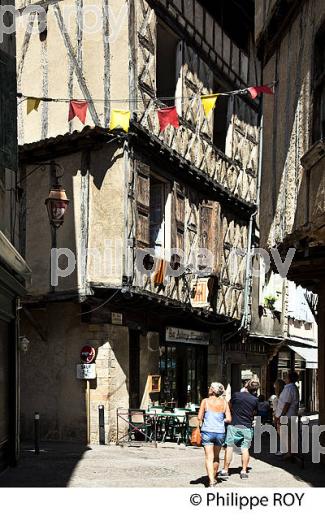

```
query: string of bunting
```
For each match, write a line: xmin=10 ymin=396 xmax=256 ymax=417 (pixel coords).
xmin=19 ymin=84 xmax=274 ymax=134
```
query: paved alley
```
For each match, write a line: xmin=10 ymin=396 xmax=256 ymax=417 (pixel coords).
xmin=1 ymin=442 xmax=324 ymax=488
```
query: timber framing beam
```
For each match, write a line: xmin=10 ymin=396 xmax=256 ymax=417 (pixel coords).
xmin=145 ymin=0 xmax=258 ymax=104
xmin=130 ymin=121 xmax=256 ymax=218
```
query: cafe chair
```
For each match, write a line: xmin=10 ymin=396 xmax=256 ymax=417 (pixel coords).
xmin=128 ymin=409 xmax=152 ymax=442
xmin=172 ymin=409 xmax=188 ymax=444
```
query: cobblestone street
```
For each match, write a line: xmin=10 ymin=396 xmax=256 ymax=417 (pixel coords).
xmin=1 ymin=442 xmax=325 ymax=488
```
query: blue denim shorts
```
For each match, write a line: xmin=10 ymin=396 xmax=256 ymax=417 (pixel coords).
xmin=201 ymin=431 xmax=225 ymax=447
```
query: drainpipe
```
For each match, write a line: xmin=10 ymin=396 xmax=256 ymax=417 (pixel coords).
xmin=241 ymin=107 xmax=264 ymax=333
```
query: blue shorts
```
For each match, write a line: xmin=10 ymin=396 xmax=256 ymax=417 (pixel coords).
xmin=201 ymin=431 xmax=225 ymax=447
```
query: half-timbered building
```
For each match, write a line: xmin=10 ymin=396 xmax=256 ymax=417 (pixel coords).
xmin=17 ymin=0 xmax=270 ymax=443
xmin=255 ymin=0 xmax=324 ymax=431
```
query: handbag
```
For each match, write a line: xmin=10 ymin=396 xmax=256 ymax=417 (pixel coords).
xmin=191 ymin=427 xmax=202 ymax=447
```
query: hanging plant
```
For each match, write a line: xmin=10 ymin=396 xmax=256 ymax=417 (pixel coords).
xmin=264 ymin=295 xmax=277 ymax=310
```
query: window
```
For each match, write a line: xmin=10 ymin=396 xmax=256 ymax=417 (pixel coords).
xmin=159 ymin=344 xmax=208 ymax=407
xmin=156 ymin=21 xmax=182 ymax=107
xmin=213 ymin=82 xmax=230 ymax=153
xmin=149 ymin=176 xmax=167 ymax=255
xmin=135 ymin=162 xmax=171 ymax=259
xmin=313 ymin=24 xmax=325 ymax=142
xmin=199 ymin=0 xmax=254 ymax=55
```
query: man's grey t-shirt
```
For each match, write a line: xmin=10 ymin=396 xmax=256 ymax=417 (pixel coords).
xmin=230 ymin=392 xmax=258 ymax=428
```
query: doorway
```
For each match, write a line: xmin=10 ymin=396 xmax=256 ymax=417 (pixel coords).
xmin=230 ymin=363 xmax=261 ymax=395
xmin=159 ymin=344 xmax=207 ymax=406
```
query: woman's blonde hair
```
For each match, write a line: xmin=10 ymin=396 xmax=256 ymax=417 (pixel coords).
xmin=210 ymin=382 xmax=225 ymax=397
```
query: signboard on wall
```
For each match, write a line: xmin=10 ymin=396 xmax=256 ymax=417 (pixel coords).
xmin=149 ymin=375 xmax=161 ymax=393
xmin=190 ymin=278 xmax=209 ymax=307
xmin=111 ymin=312 xmax=123 ymax=325
xmin=140 ymin=375 xmax=162 ymax=410
xmin=76 ymin=364 xmax=97 ymax=380
xmin=166 ymin=327 xmax=210 ymax=345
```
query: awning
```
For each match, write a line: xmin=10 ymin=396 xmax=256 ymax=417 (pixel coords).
xmin=289 ymin=344 xmax=318 ymax=369
xmin=0 ymin=231 xmax=32 ymax=281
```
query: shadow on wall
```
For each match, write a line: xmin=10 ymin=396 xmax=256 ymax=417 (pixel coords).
xmin=91 ymin=142 xmax=124 ymax=190
xmin=0 ymin=442 xmax=91 ymax=487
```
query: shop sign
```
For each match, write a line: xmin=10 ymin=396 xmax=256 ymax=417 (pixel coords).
xmin=165 ymin=327 xmax=210 ymax=345
xmin=190 ymin=278 xmax=209 ymax=307
xmin=76 ymin=364 xmax=97 ymax=380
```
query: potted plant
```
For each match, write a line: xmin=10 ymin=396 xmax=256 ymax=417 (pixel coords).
xmin=264 ymin=295 xmax=277 ymax=310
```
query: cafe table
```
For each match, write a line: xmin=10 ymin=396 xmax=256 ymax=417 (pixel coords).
xmin=145 ymin=411 xmax=190 ymax=444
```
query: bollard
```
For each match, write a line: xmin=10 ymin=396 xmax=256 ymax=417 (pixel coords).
xmin=34 ymin=412 xmax=40 ymax=455
xmin=99 ymin=405 xmax=105 ymax=445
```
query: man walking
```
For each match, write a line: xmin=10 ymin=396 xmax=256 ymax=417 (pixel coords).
xmin=219 ymin=379 xmax=260 ymax=480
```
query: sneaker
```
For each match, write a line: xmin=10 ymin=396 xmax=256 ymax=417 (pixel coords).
xmin=240 ymin=471 xmax=249 ymax=480
xmin=209 ymin=480 xmax=218 ymax=487
xmin=218 ymin=470 xmax=229 ymax=480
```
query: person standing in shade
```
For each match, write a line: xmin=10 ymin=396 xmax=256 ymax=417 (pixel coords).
xmin=198 ymin=382 xmax=232 ymax=487
xmin=219 ymin=379 xmax=260 ymax=480
xmin=274 ymin=371 xmax=300 ymax=460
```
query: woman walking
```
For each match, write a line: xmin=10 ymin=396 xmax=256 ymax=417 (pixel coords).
xmin=198 ymin=382 xmax=231 ymax=487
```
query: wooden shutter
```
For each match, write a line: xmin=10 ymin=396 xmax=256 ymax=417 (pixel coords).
xmin=0 ymin=49 xmax=17 ymax=171
xmin=135 ymin=161 xmax=150 ymax=248
xmin=199 ymin=200 xmax=221 ymax=274
xmin=171 ymin=181 xmax=185 ymax=251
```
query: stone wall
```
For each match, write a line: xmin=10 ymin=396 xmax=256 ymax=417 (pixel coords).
xmin=20 ymin=303 xmax=130 ymax=444
xmin=258 ymin=0 xmax=325 ymax=248
xmin=86 ymin=324 xmax=129 ymax=444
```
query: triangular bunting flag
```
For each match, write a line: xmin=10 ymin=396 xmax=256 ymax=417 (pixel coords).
xmin=27 ymin=97 xmax=41 ymax=115
xmin=248 ymin=86 xmax=274 ymax=100
xmin=201 ymin=94 xmax=218 ymax=117
xmin=68 ymin=100 xmax=88 ymax=124
xmin=157 ymin=106 xmax=180 ymax=132
xmin=109 ymin=110 xmax=131 ymax=132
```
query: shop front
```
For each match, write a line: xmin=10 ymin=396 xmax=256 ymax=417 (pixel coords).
xmin=0 ymin=232 xmax=30 ymax=469
xmin=0 ymin=264 xmax=25 ymax=469
xmin=159 ymin=327 xmax=209 ymax=407
xmin=224 ymin=341 xmax=270 ymax=396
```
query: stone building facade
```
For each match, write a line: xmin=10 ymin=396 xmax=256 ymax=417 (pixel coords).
xmin=17 ymin=0 xmax=274 ymax=444
xmin=255 ymin=0 xmax=324 ymax=424
xmin=0 ymin=0 xmax=31 ymax=469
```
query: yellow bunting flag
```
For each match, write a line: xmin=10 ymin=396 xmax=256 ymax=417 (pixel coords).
xmin=109 ymin=109 xmax=131 ymax=133
xmin=201 ymin=94 xmax=219 ymax=117
xmin=27 ymin=97 xmax=41 ymax=115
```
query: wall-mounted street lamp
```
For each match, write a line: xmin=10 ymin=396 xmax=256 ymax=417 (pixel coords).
xmin=45 ymin=184 xmax=69 ymax=229
xmin=45 ymin=170 xmax=69 ymax=292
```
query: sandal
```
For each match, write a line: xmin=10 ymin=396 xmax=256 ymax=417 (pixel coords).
xmin=218 ymin=470 xmax=229 ymax=480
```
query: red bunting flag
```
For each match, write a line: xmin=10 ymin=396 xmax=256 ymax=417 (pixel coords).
xmin=68 ymin=100 xmax=88 ymax=124
xmin=157 ymin=106 xmax=180 ymax=132
xmin=248 ymin=86 xmax=274 ymax=100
